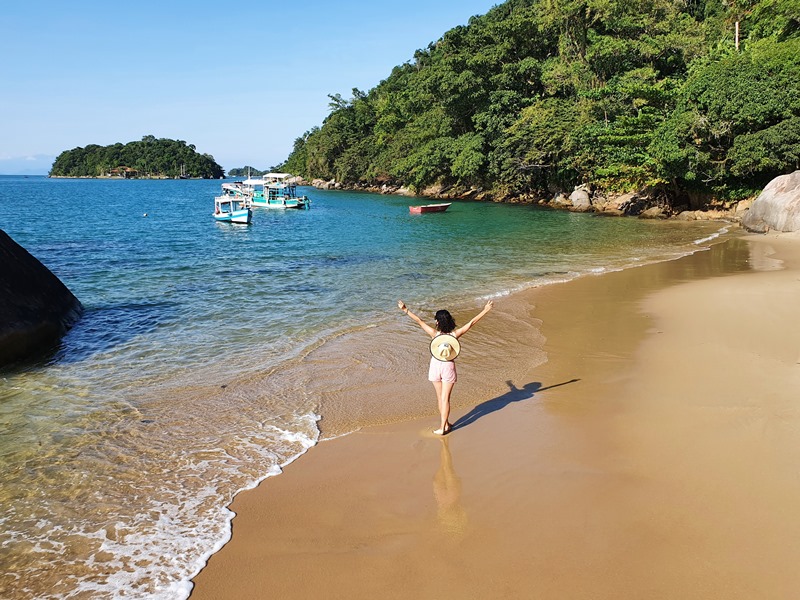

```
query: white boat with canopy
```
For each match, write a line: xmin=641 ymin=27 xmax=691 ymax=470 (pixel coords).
xmin=213 ymin=195 xmax=252 ymax=224
xmin=221 ymin=174 xmax=310 ymax=209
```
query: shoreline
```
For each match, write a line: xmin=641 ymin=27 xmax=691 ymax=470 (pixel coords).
xmin=305 ymin=180 xmax=749 ymax=223
xmin=45 ymin=175 xmax=211 ymax=180
xmin=190 ymin=230 xmax=800 ymax=598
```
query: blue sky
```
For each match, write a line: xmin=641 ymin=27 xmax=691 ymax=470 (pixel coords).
xmin=0 ymin=0 xmax=496 ymax=174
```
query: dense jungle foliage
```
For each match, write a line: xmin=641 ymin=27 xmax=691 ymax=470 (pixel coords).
xmin=50 ymin=136 xmax=224 ymax=179
xmin=281 ymin=0 xmax=799 ymax=203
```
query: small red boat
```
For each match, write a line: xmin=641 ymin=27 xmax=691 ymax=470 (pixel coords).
xmin=409 ymin=202 xmax=452 ymax=214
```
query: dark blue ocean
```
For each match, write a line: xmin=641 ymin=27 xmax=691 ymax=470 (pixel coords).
xmin=0 ymin=176 xmax=727 ymax=598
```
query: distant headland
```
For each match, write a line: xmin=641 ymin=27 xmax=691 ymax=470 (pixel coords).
xmin=227 ymin=166 xmax=269 ymax=177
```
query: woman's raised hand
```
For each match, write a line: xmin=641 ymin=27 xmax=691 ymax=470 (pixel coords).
xmin=397 ymin=300 xmax=407 ymax=312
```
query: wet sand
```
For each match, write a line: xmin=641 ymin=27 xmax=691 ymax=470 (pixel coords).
xmin=190 ymin=231 xmax=800 ymax=599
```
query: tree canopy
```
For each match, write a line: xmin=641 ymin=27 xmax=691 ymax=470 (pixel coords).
xmin=50 ymin=136 xmax=224 ymax=179
xmin=279 ymin=0 xmax=800 ymax=202
xmin=227 ymin=166 xmax=268 ymax=177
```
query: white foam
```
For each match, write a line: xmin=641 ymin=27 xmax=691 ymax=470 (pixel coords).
xmin=1 ymin=411 xmax=321 ymax=600
xmin=694 ymin=226 xmax=729 ymax=245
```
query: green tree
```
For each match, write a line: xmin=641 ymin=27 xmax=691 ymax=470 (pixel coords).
xmin=651 ymin=37 xmax=800 ymax=197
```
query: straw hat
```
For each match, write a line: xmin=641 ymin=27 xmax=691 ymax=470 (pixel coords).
xmin=430 ymin=334 xmax=460 ymax=362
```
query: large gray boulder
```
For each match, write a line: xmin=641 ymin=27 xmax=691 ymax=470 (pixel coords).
xmin=0 ymin=230 xmax=83 ymax=365
xmin=311 ymin=179 xmax=336 ymax=190
xmin=569 ymin=185 xmax=592 ymax=209
xmin=742 ymin=171 xmax=800 ymax=233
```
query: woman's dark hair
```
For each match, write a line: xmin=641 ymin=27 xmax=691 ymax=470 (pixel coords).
xmin=434 ymin=309 xmax=456 ymax=333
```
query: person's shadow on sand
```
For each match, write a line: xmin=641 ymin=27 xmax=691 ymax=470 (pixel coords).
xmin=451 ymin=378 xmax=580 ymax=432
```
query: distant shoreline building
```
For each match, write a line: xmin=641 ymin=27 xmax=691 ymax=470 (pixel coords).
xmin=105 ymin=166 xmax=138 ymax=178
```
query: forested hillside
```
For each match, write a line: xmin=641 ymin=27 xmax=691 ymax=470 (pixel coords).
xmin=227 ymin=167 xmax=268 ymax=177
xmin=282 ymin=0 xmax=799 ymax=205
xmin=50 ymin=136 xmax=224 ymax=179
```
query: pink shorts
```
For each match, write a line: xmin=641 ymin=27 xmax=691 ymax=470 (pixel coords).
xmin=428 ymin=357 xmax=457 ymax=383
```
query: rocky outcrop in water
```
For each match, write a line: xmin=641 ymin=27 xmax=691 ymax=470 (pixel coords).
xmin=742 ymin=171 xmax=800 ymax=233
xmin=0 ymin=230 xmax=83 ymax=365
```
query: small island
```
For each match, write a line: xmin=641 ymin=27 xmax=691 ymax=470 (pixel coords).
xmin=49 ymin=135 xmax=225 ymax=179
xmin=227 ymin=166 xmax=270 ymax=177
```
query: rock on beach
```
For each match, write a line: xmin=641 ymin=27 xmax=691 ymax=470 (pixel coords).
xmin=742 ymin=170 xmax=800 ymax=233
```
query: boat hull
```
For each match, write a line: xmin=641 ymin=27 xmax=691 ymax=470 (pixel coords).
xmin=213 ymin=209 xmax=252 ymax=224
xmin=409 ymin=202 xmax=452 ymax=214
xmin=250 ymin=197 xmax=307 ymax=209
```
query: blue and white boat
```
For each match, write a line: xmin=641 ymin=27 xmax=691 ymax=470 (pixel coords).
xmin=217 ymin=173 xmax=310 ymax=211
xmin=253 ymin=173 xmax=309 ymax=209
xmin=213 ymin=195 xmax=252 ymax=224
xmin=227 ymin=173 xmax=308 ymax=209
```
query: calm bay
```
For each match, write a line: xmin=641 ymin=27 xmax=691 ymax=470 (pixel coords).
xmin=0 ymin=176 xmax=727 ymax=598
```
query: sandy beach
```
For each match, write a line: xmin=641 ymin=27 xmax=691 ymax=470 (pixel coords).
xmin=190 ymin=231 xmax=800 ymax=600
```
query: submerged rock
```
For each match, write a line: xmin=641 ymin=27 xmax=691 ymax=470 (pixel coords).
xmin=742 ymin=170 xmax=800 ymax=233
xmin=0 ymin=230 xmax=83 ymax=365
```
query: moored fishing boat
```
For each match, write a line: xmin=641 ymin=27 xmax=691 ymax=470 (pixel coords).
xmin=250 ymin=173 xmax=310 ymax=209
xmin=409 ymin=202 xmax=452 ymax=214
xmin=213 ymin=196 xmax=252 ymax=224
xmin=219 ymin=178 xmax=258 ymax=204
xmin=217 ymin=173 xmax=310 ymax=209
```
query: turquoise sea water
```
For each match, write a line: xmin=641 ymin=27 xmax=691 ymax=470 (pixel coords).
xmin=0 ymin=176 xmax=727 ymax=598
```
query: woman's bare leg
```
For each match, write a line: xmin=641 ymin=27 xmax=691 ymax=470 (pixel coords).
xmin=432 ymin=381 xmax=455 ymax=434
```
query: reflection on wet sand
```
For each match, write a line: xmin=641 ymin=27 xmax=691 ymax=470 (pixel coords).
xmin=433 ymin=437 xmax=467 ymax=536
xmin=747 ymin=241 xmax=783 ymax=271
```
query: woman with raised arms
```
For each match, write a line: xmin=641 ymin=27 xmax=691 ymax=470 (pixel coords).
xmin=397 ymin=299 xmax=494 ymax=435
